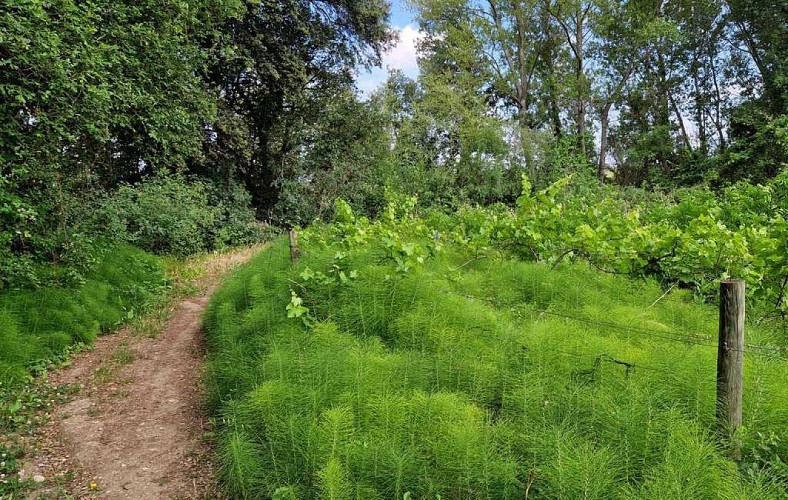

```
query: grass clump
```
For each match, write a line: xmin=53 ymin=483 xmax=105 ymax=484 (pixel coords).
xmin=205 ymin=233 xmax=788 ymax=498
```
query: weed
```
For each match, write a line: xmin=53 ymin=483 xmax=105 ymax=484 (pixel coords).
xmin=111 ymin=344 xmax=135 ymax=366
xmin=92 ymin=365 xmax=115 ymax=386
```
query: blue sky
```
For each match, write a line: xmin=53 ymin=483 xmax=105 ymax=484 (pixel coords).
xmin=356 ymin=0 xmax=420 ymax=96
xmin=389 ymin=0 xmax=414 ymax=26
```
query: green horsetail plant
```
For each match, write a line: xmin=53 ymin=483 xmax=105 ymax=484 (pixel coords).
xmin=204 ymin=227 xmax=788 ymax=498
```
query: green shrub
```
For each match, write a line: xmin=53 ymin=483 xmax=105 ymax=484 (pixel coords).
xmin=93 ymin=175 xmax=264 ymax=257
xmin=2 ymin=174 xmax=265 ymax=291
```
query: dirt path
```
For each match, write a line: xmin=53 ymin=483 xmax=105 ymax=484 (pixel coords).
xmin=20 ymin=245 xmax=262 ymax=499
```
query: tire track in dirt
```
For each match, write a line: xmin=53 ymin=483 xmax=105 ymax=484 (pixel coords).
xmin=20 ymin=245 xmax=262 ymax=499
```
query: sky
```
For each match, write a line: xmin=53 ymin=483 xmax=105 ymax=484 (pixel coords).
xmin=356 ymin=0 xmax=421 ymax=97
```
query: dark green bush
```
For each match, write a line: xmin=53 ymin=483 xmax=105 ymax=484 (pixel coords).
xmin=2 ymin=174 xmax=266 ymax=290
xmin=93 ymin=175 xmax=263 ymax=257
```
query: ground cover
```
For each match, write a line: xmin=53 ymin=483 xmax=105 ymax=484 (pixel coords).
xmin=204 ymin=207 xmax=788 ymax=499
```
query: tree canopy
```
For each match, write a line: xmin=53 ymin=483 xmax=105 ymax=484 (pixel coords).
xmin=1 ymin=0 xmax=786 ymax=288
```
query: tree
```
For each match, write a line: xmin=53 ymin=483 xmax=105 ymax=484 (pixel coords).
xmin=370 ymin=71 xmax=514 ymax=207
xmin=544 ymin=0 xmax=595 ymax=156
xmin=592 ymin=0 xmax=677 ymax=180
xmin=200 ymin=0 xmax=392 ymax=217
xmin=726 ymin=0 xmax=787 ymax=115
xmin=714 ymin=0 xmax=788 ymax=184
xmin=1 ymin=0 xmax=240 ymax=272
xmin=414 ymin=0 xmax=556 ymax=136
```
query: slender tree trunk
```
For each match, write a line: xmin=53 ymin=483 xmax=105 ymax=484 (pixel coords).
xmin=669 ymin=92 xmax=692 ymax=150
xmin=575 ymin=10 xmax=586 ymax=158
xmin=693 ymin=64 xmax=708 ymax=155
xmin=543 ymin=12 xmax=562 ymax=138
xmin=708 ymin=50 xmax=726 ymax=150
xmin=653 ymin=51 xmax=673 ymax=177
xmin=598 ymin=104 xmax=610 ymax=181
xmin=549 ymin=78 xmax=563 ymax=138
xmin=596 ymin=46 xmax=655 ymax=182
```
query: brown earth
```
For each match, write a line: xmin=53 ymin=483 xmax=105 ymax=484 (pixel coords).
xmin=19 ymin=245 xmax=263 ymax=499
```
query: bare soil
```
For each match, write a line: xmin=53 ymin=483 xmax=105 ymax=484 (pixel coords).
xmin=19 ymin=246 xmax=262 ymax=499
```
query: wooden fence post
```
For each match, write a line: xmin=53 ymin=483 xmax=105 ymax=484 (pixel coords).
xmin=717 ymin=279 xmax=744 ymax=459
xmin=289 ymin=229 xmax=300 ymax=263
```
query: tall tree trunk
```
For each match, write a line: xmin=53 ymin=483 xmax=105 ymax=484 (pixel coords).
xmin=575 ymin=9 xmax=586 ymax=158
xmin=548 ymin=77 xmax=563 ymax=138
xmin=669 ymin=92 xmax=692 ymax=150
xmin=708 ymin=50 xmax=726 ymax=150
xmin=598 ymin=104 xmax=611 ymax=181
xmin=692 ymin=63 xmax=708 ymax=155
xmin=656 ymin=51 xmax=672 ymax=177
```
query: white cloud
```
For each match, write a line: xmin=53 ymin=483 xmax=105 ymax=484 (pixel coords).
xmin=383 ymin=24 xmax=423 ymax=73
xmin=356 ymin=24 xmax=424 ymax=97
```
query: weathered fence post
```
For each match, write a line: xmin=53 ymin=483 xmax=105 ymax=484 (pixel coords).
xmin=289 ymin=229 xmax=300 ymax=263
xmin=717 ymin=279 xmax=744 ymax=459
xmin=434 ymin=230 xmax=440 ymax=242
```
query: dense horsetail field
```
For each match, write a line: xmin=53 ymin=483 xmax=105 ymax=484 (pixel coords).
xmin=204 ymin=231 xmax=788 ymax=498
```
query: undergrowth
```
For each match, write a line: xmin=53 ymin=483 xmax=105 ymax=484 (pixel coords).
xmin=0 ymin=244 xmax=165 ymax=384
xmin=0 ymin=242 xmax=264 ymax=497
xmin=205 ymin=215 xmax=788 ymax=498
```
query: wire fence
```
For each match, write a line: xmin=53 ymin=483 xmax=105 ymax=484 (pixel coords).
xmin=531 ymin=307 xmax=786 ymax=359
xmin=550 ymin=348 xmax=675 ymax=376
xmin=464 ymin=293 xmax=786 ymax=360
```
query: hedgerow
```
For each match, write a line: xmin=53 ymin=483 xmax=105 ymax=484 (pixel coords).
xmin=204 ymin=198 xmax=788 ymax=498
xmin=2 ymin=174 xmax=267 ymax=291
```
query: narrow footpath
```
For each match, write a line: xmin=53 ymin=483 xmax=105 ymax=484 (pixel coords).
xmin=20 ymin=246 xmax=261 ymax=499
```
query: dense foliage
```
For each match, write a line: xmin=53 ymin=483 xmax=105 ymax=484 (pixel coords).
xmin=4 ymin=0 xmax=786 ymax=243
xmin=0 ymin=175 xmax=264 ymax=289
xmin=1 ymin=0 xmax=240 ymax=284
xmin=423 ymin=171 xmax=788 ymax=318
xmin=94 ymin=175 xmax=264 ymax=257
xmin=410 ymin=0 xmax=788 ymax=186
xmin=204 ymin=204 xmax=787 ymax=498
xmin=0 ymin=0 xmax=389 ymax=287
xmin=0 ymin=244 xmax=164 ymax=383
xmin=2 ymin=0 xmax=786 ymax=496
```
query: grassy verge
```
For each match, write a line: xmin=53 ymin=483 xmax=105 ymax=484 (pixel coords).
xmin=0 ymin=244 xmax=165 ymax=384
xmin=0 ymin=244 xmax=262 ymax=497
xmin=0 ymin=244 xmax=165 ymax=495
xmin=204 ymin=237 xmax=788 ymax=499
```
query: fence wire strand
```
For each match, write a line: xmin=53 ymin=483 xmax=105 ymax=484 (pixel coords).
xmin=464 ymin=294 xmax=786 ymax=358
xmin=530 ymin=308 xmax=786 ymax=358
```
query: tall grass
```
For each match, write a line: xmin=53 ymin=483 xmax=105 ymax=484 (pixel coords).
xmin=0 ymin=244 xmax=165 ymax=382
xmin=205 ymin=237 xmax=788 ymax=498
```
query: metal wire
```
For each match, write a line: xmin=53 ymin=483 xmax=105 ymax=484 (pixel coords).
xmin=532 ymin=308 xmax=786 ymax=358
